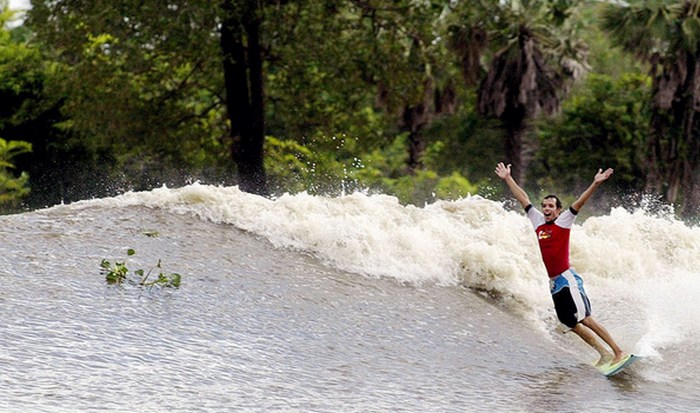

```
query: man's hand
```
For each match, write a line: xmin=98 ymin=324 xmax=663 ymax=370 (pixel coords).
xmin=572 ymin=167 xmax=614 ymax=212
xmin=495 ymin=162 xmax=512 ymax=180
xmin=495 ymin=162 xmax=531 ymax=208
xmin=594 ymin=168 xmax=614 ymax=184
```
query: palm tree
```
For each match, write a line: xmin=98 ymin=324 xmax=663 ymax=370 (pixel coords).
xmin=351 ymin=0 xmax=451 ymax=174
xmin=475 ymin=0 xmax=588 ymax=184
xmin=601 ymin=0 xmax=700 ymax=215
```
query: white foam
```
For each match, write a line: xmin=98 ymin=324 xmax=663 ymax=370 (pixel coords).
xmin=65 ymin=183 xmax=700 ymax=358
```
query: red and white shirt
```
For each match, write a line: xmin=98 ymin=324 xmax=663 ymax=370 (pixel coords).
xmin=526 ymin=205 xmax=578 ymax=278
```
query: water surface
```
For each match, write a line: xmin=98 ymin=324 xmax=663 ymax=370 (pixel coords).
xmin=1 ymin=186 xmax=698 ymax=412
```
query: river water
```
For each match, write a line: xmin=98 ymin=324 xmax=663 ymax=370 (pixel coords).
xmin=1 ymin=184 xmax=698 ymax=412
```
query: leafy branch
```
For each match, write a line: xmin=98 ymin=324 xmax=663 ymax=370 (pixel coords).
xmin=100 ymin=248 xmax=181 ymax=288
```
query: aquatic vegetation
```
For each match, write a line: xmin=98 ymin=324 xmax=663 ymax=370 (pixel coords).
xmin=100 ymin=248 xmax=181 ymax=288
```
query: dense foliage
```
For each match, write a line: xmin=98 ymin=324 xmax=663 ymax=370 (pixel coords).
xmin=1 ymin=1 xmax=697 ymax=216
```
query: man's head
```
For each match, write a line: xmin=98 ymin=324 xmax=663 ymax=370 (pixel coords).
xmin=541 ymin=195 xmax=562 ymax=223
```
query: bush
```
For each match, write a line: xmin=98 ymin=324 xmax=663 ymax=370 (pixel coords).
xmin=0 ymin=137 xmax=31 ymax=209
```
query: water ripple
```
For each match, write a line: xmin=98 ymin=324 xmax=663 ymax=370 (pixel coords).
xmin=0 ymin=204 xmax=697 ymax=412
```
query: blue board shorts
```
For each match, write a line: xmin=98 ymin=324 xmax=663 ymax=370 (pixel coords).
xmin=549 ymin=268 xmax=591 ymax=329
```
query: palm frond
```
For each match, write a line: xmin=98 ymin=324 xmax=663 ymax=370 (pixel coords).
xmin=600 ymin=0 xmax=700 ymax=59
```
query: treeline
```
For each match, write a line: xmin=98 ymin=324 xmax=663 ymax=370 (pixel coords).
xmin=1 ymin=1 xmax=699 ymax=216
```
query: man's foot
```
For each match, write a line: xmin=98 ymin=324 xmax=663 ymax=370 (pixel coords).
xmin=595 ymin=353 xmax=613 ymax=367
xmin=610 ymin=353 xmax=628 ymax=365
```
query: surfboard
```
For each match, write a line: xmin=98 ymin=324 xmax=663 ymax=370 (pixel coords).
xmin=596 ymin=354 xmax=641 ymax=377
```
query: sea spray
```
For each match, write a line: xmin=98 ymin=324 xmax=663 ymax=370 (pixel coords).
xmin=71 ymin=183 xmax=700 ymax=359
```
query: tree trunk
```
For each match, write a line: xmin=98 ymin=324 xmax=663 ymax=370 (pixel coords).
xmin=402 ymin=79 xmax=433 ymax=174
xmin=679 ymin=53 xmax=700 ymax=216
xmin=646 ymin=52 xmax=684 ymax=205
xmin=504 ymin=114 xmax=529 ymax=185
xmin=645 ymin=110 xmax=682 ymax=201
xmin=646 ymin=50 xmax=700 ymax=216
xmin=402 ymin=105 xmax=427 ymax=173
xmin=220 ymin=0 xmax=268 ymax=195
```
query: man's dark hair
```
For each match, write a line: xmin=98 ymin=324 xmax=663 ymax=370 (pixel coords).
xmin=543 ymin=195 xmax=562 ymax=209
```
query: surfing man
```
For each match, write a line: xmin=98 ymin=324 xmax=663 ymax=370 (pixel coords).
xmin=494 ymin=162 xmax=626 ymax=366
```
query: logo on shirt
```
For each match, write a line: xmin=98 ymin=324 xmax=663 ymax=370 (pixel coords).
xmin=538 ymin=229 xmax=552 ymax=240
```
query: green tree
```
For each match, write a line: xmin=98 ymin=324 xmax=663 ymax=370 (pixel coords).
xmin=352 ymin=0 xmax=452 ymax=173
xmin=532 ymin=73 xmax=651 ymax=198
xmin=0 ymin=137 xmax=31 ymax=207
xmin=27 ymin=0 xmax=253 ymax=191
xmin=0 ymin=2 xmax=49 ymax=208
xmin=268 ymin=1 xmax=457 ymax=174
xmin=29 ymin=0 xmax=429 ymax=196
xmin=0 ymin=1 xmax=125 ymax=208
xmin=466 ymin=0 xmax=589 ymax=184
xmin=601 ymin=0 xmax=700 ymax=215
xmin=262 ymin=1 xmax=393 ymax=171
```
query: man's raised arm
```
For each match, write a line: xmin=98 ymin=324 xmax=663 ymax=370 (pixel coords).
xmin=494 ymin=162 xmax=531 ymax=209
xmin=571 ymin=168 xmax=614 ymax=212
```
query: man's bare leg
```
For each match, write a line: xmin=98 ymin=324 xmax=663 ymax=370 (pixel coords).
xmin=571 ymin=323 xmax=613 ymax=366
xmin=581 ymin=317 xmax=626 ymax=363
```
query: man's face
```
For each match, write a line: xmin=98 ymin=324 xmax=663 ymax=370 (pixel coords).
xmin=541 ymin=197 xmax=561 ymax=223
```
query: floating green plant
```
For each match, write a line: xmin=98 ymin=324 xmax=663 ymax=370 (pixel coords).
xmin=100 ymin=248 xmax=181 ymax=288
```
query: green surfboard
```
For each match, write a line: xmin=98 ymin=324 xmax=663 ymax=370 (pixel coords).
xmin=596 ymin=354 xmax=641 ymax=377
